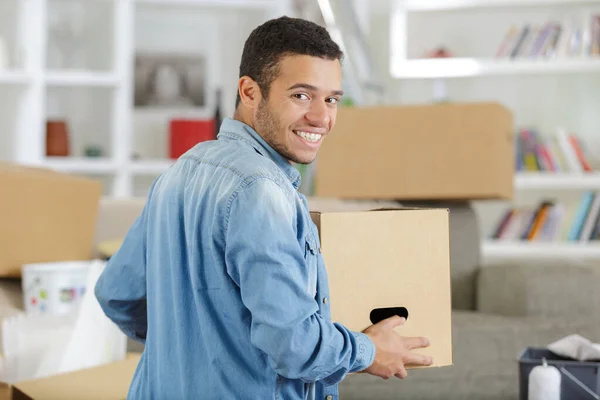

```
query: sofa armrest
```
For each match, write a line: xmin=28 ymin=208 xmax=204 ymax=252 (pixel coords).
xmin=476 ymin=264 xmax=600 ymax=318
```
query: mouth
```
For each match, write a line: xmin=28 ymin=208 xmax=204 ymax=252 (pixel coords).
xmin=293 ymin=130 xmax=324 ymax=144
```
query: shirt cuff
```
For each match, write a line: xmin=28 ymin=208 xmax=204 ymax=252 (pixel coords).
xmin=350 ymin=332 xmax=376 ymax=373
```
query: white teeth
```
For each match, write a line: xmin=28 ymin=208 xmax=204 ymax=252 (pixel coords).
xmin=294 ymin=131 xmax=321 ymax=143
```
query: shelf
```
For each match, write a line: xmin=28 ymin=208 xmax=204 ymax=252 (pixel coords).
xmin=0 ymin=70 xmax=31 ymax=85
xmin=391 ymin=58 xmax=600 ymax=79
xmin=45 ymin=71 xmax=120 ymax=87
xmin=42 ymin=157 xmax=118 ymax=174
xmin=134 ymin=0 xmax=275 ymax=8
xmin=482 ymin=240 xmax=600 ymax=262
xmin=131 ymin=159 xmax=175 ymax=175
xmin=401 ymin=0 xmax=600 ymax=11
xmin=515 ymin=172 xmax=600 ymax=191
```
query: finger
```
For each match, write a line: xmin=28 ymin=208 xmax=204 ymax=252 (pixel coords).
xmin=403 ymin=336 xmax=430 ymax=350
xmin=394 ymin=366 xmax=408 ymax=379
xmin=380 ymin=315 xmax=406 ymax=330
xmin=404 ymin=353 xmax=434 ymax=366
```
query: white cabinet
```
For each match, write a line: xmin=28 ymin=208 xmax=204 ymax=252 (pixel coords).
xmin=0 ymin=0 xmax=287 ymax=197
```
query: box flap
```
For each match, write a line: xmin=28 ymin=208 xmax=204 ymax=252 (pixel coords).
xmin=11 ymin=354 xmax=141 ymax=400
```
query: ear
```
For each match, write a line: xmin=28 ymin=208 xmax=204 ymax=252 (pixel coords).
xmin=238 ymin=76 xmax=261 ymax=110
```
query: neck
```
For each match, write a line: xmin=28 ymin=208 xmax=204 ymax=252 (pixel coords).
xmin=233 ymin=107 xmax=256 ymax=131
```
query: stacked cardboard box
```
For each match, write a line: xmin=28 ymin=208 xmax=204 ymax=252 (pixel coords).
xmin=310 ymin=102 xmax=514 ymax=371
xmin=316 ymin=102 xmax=514 ymax=201
xmin=0 ymin=163 xmax=102 ymax=278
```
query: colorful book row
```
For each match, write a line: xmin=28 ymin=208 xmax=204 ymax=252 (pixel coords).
xmin=490 ymin=192 xmax=600 ymax=242
xmin=515 ymin=128 xmax=593 ymax=173
xmin=496 ymin=15 xmax=600 ymax=59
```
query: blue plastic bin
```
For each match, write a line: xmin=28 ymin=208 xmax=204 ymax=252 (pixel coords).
xmin=519 ymin=347 xmax=600 ymax=400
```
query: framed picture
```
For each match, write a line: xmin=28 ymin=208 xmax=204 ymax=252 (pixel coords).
xmin=134 ymin=53 xmax=206 ymax=109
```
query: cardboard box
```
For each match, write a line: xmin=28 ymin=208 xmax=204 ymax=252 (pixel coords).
xmin=0 ymin=163 xmax=102 ymax=277
xmin=315 ymin=102 xmax=514 ymax=201
xmin=311 ymin=208 xmax=452 ymax=368
xmin=0 ymin=353 xmax=141 ymax=400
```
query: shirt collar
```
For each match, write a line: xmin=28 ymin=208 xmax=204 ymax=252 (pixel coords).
xmin=217 ymin=118 xmax=302 ymax=189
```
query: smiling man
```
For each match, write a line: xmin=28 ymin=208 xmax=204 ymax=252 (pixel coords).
xmin=95 ymin=16 xmax=431 ymax=400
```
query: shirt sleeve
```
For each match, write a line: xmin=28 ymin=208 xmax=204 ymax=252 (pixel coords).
xmin=94 ymin=203 xmax=148 ymax=343
xmin=224 ymin=177 xmax=375 ymax=384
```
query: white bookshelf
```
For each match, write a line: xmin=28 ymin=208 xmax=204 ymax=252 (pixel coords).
xmin=387 ymin=1 xmax=600 ymax=263
xmin=482 ymin=240 xmax=600 ymax=263
xmin=42 ymin=157 xmax=118 ymax=174
xmin=45 ymin=71 xmax=120 ymax=87
xmin=401 ymin=0 xmax=600 ymax=11
xmin=131 ymin=159 xmax=175 ymax=175
xmin=0 ymin=70 xmax=31 ymax=84
xmin=1 ymin=0 xmax=288 ymax=197
xmin=134 ymin=0 xmax=275 ymax=8
xmin=515 ymin=172 xmax=600 ymax=190
xmin=391 ymin=57 xmax=600 ymax=79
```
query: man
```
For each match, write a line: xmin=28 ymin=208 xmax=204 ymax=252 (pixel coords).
xmin=95 ymin=16 xmax=432 ymax=400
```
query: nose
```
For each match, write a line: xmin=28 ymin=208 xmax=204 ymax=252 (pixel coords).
xmin=305 ymin=100 xmax=330 ymax=127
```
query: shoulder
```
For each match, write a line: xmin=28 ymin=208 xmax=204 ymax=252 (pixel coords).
xmin=185 ymin=139 xmax=291 ymax=189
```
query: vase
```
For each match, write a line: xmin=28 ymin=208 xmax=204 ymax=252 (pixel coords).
xmin=46 ymin=120 xmax=70 ymax=157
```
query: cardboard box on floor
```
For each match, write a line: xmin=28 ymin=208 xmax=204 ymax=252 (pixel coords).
xmin=0 ymin=353 xmax=141 ymax=400
xmin=0 ymin=163 xmax=102 ymax=277
xmin=315 ymin=102 xmax=514 ymax=201
xmin=311 ymin=207 xmax=453 ymax=368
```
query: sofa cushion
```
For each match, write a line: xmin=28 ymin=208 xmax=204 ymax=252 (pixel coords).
xmin=477 ymin=264 xmax=600 ymax=318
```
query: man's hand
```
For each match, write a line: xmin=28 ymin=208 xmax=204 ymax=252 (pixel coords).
xmin=362 ymin=315 xmax=432 ymax=380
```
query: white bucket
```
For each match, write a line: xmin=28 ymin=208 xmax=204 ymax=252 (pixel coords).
xmin=21 ymin=261 xmax=90 ymax=315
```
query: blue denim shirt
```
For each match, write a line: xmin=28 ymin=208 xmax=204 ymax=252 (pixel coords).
xmin=95 ymin=118 xmax=375 ymax=400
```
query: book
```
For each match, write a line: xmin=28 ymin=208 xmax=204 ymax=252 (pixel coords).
xmin=489 ymin=195 xmax=600 ymax=242
xmin=496 ymin=15 xmax=600 ymax=59
xmin=515 ymin=128 xmax=593 ymax=173
xmin=567 ymin=192 xmax=595 ymax=241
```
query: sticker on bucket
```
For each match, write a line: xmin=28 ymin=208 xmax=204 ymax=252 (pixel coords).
xmin=22 ymin=261 xmax=91 ymax=315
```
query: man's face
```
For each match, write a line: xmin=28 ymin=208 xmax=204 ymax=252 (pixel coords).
xmin=253 ymin=55 xmax=343 ymax=165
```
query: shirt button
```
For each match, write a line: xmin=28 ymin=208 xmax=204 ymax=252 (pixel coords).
xmin=326 ymin=396 xmax=333 ymax=400
xmin=323 ymin=297 xmax=328 ymax=304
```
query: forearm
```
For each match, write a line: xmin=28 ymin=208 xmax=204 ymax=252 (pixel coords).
xmin=251 ymin=312 xmax=375 ymax=384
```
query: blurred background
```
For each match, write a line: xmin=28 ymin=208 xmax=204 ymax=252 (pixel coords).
xmin=1 ymin=1 xmax=600 ymax=398
xmin=2 ymin=0 xmax=600 ymax=263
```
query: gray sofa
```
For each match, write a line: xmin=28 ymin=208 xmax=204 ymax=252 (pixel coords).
xmin=2 ymin=197 xmax=598 ymax=399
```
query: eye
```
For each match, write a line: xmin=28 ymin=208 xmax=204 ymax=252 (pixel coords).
xmin=293 ymin=93 xmax=309 ymax=100
xmin=326 ymin=97 xmax=340 ymax=104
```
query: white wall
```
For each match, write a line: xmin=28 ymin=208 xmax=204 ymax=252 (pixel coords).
xmin=366 ymin=6 xmax=600 ymax=236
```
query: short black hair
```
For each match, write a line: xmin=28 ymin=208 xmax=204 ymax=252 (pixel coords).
xmin=236 ymin=16 xmax=343 ymax=107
